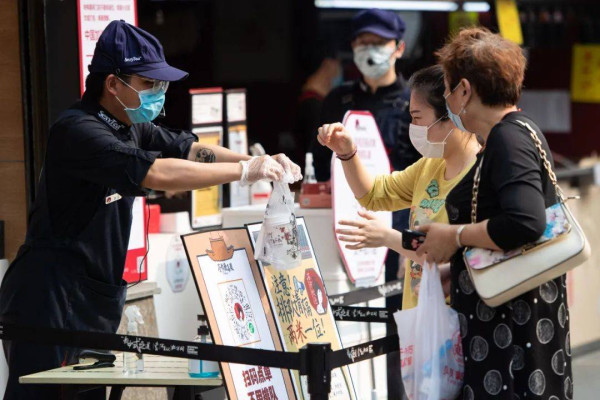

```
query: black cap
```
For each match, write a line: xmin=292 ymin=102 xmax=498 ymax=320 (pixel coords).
xmin=351 ymin=9 xmax=406 ymax=41
xmin=89 ymin=20 xmax=188 ymax=81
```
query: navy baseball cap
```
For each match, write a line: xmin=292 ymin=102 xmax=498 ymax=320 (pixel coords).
xmin=351 ymin=9 xmax=406 ymax=41
xmin=89 ymin=20 xmax=188 ymax=81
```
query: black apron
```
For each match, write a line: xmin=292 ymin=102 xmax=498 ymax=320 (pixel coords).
xmin=0 ymin=167 xmax=128 ymax=400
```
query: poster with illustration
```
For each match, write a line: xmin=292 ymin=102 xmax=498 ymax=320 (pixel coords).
xmin=191 ymin=127 xmax=223 ymax=229
xmin=247 ymin=217 xmax=357 ymax=400
xmin=181 ymin=229 xmax=297 ymax=400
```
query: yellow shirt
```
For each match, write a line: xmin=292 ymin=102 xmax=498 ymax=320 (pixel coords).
xmin=357 ymin=157 xmax=474 ymax=310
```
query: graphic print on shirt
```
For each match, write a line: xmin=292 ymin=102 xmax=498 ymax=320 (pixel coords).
xmin=420 ymin=179 xmax=445 ymax=214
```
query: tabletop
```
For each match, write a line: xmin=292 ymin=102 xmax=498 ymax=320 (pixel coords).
xmin=19 ymin=354 xmax=223 ymax=387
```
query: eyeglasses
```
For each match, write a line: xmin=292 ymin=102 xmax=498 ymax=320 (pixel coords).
xmin=119 ymin=74 xmax=169 ymax=94
xmin=444 ymin=82 xmax=462 ymax=99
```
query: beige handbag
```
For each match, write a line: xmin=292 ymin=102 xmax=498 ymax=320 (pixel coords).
xmin=463 ymin=120 xmax=590 ymax=307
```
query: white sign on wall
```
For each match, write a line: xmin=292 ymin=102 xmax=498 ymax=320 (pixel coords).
xmin=332 ymin=111 xmax=392 ymax=287
xmin=226 ymin=91 xmax=247 ymax=123
xmin=77 ymin=0 xmax=137 ymax=95
xmin=191 ymin=90 xmax=224 ymax=125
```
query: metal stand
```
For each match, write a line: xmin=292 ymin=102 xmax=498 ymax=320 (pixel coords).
xmin=108 ymin=385 xmax=125 ymax=400
xmin=300 ymin=343 xmax=332 ymax=400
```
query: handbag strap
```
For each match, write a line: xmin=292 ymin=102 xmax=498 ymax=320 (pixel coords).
xmin=470 ymin=119 xmax=565 ymax=224
xmin=470 ymin=154 xmax=484 ymax=224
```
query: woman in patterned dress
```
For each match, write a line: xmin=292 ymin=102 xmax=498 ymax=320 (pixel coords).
xmin=415 ymin=28 xmax=573 ymax=399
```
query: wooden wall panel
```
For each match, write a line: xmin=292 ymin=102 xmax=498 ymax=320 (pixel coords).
xmin=0 ymin=162 xmax=27 ymax=260
xmin=0 ymin=2 xmax=24 ymax=161
xmin=0 ymin=0 xmax=27 ymax=260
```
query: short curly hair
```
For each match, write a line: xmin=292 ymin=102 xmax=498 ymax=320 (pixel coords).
xmin=436 ymin=27 xmax=526 ymax=107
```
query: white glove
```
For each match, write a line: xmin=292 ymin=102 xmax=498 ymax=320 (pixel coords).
xmin=271 ymin=154 xmax=303 ymax=183
xmin=239 ymin=156 xmax=285 ymax=186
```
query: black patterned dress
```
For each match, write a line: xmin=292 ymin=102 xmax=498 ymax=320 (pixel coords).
xmin=445 ymin=112 xmax=573 ymax=399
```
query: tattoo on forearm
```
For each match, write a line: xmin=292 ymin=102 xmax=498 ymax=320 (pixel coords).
xmin=195 ymin=147 xmax=216 ymax=163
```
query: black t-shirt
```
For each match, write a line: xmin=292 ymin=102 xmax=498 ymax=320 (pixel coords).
xmin=444 ymin=112 xmax=573 ymax=399
xmin=24 ymin=95 xmax=197 ymax=285
xmin=446 ymin=111 xmax=557 ymax=251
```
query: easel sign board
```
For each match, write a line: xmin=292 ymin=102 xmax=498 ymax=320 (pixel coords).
xmin=331 ymin=110 xmax=392 ymax=287
xmin=246 ymin=217 xmax=357 ymax=399
xmin=181 ymin=228 xmax=296 ymax=400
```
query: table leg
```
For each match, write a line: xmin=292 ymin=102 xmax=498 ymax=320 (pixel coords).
xmin=60 ymin=384 xmax=79 ymax=400
xmin=172 ymin=385 xmax=195 ymax=400
xmin=108 ymin=385 xmax=125 ymax=400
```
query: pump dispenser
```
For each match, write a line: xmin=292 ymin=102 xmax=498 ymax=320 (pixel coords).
xmin=303 ymin=152 xmax=317 ymax=184
xmin=188 ymin=320 xmax=220 ymax=378
xmin=123 ymin=305 xmax=144 ymax=374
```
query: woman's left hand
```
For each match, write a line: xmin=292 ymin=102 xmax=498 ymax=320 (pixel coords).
xmin=415 ymin=223 xmax=460 ymax=264
xmin=336 ymin=210 xmax=390 ymax=250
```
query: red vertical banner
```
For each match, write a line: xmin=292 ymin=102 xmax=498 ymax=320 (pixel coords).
xmin=123 ymin=197 xmax=148 ymax=283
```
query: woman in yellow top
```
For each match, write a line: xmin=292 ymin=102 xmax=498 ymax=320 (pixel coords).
xmin=317 ymin=65 xmax=480 ymax=309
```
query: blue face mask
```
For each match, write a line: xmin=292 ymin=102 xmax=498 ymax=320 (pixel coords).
xmin=116 ymin=77 xmax=166 ymax=124
xmin=444 ymin=83 xmax=468 ymax=132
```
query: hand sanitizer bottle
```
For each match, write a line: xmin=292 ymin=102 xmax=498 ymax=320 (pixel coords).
xmin=123 ymin=305 xmax=144 ymax=374
xmin=303 ymin=152 xmax=317 ymax=184
xmin=188 ymin=320 xmax=220 ymax=378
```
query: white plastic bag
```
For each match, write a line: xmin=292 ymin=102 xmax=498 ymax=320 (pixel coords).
xmin=394 ymin=263 xmax=464 ymax=400
xmin=254 ymin=181 xmax=301 ymax=270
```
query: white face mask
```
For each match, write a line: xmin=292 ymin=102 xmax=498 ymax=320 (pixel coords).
xmin=353 ymin=45 xmax=396 ymax=79
xmin=409 ymin=117 xmax=453 ymax=158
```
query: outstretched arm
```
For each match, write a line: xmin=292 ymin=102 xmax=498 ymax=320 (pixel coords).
xmin=316 ymin=122 xmax=373 ymax=198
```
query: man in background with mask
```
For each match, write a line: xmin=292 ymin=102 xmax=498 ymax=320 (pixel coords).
xmin=311 ymin=9 xmax=418 ymax=179
xmin=309 ymin=9 xmax=418 ymax=398
xmin=0 ymin=20 xmax=301 ymax=400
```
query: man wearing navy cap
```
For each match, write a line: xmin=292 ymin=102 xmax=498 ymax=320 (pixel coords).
xmin=0 ymin=20 xmax=300 ymax=399
xmin=310 ymin=9 xmax=418 ymax=398
xmin=311 ymin=9 xmax=418 ymax=179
